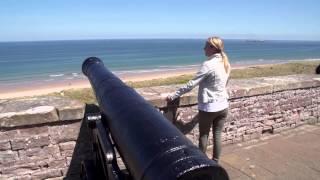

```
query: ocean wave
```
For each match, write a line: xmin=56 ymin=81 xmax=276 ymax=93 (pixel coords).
xmin=114 ymin=67 xmax=198 ymax=75
xmin=287 ymin=58 xmax=320 ymax=62
xmin=49 ymin=74 xmax=64 ymax=77
xmin=114 ymin=64 xmax=200 ymax=75
xmin=157 ymin=64 xmax=198 ymax=68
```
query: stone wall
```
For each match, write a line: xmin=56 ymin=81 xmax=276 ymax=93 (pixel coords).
xmin=0 ymin=74 xmax=319 ymax=179
xmin=138 ymin=74 xmax=320 ymax=148
xmin=0 ymin=97 xmax=90 ymax=180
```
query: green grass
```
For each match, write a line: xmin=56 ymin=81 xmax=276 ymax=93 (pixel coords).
xmin=51 ymin=88 xmax=96 ymax=104
xmin=125 ymin=74 xmax=192 ymax=88
xmin=230 ymin=61 xmax=319 ymax=79
xmin=51 ymin=60 xmax=320 ymax=103
xmin=127 ymin=61 xmax=319 ymax=88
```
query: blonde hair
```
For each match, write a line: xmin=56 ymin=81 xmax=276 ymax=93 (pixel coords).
xmin=208 ymin=37 xmax=231 ymax=74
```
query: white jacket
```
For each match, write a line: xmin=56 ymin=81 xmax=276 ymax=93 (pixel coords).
xmin=171 ymin=53 xmax=229 ymax=103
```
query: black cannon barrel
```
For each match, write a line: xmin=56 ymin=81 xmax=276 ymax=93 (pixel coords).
xmin=82 ymin=57 xmax=229 ymax=180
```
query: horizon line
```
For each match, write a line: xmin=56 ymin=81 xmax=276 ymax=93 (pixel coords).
xmin=1 ymin=37 xmax=320 ymax=43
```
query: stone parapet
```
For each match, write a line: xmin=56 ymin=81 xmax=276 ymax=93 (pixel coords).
xmin=0 ymin=74 xmax=319 ymax=179
xmin=138 ymin=74 xmax=320 ymax=107
xmin=0 ymin=96 xmax=89 ymax=179
xmin=0 ymin=96 xmax=85 ymax=128
xmin=137 ymin=74 xmax=320 ymax=148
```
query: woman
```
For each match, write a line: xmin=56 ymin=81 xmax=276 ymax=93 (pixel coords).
xmin=167 ymin=36 xmax=231 ymax=162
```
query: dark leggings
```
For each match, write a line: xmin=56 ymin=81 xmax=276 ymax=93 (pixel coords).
xmin=199 ymin=108 xmax=228 ymax=162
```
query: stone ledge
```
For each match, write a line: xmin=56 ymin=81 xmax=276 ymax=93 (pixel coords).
xmin=0 ymin=75 xmax=318 ymax=126
xmin=138 ymin=74 xmax=320 ymax=108
xmin=0 ymin=96 xmax=85 ymax=128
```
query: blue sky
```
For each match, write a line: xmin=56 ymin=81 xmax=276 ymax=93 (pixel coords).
xmin=1 ymin=0 xmax=319 ymax=41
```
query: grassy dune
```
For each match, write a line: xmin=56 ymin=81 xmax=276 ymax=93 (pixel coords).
xmin=54 ymin=61 xmax=320 ymax=103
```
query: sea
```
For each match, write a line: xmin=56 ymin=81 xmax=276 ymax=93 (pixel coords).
xmin=1 ymin=39 xmax=320 ymax=89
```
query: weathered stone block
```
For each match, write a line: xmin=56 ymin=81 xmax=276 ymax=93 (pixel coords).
xmin=246 ymin=84 xmax=273 ymax=97
xmin=232 ymin=136 xmax=242 ymax=143
xmin=6 ymin=175 xmax=32 ymax=180
xmin=32 ymin=169 xmax=62 ymax=179
xmin=229 ymin=101 xmax=243 ymax=109
xmin=18 ymin=126 xmax=49 ymax=137
xmin=59 ymin=142 xmax=76 ymax=152
xmin=236 ymin=126 xmax=247 ymax=133
xmin=275 ymin=118 xmax=284 ymax=123
xmin=45 ymin=177 xmax=64 ymax=180
xmin=57 ymin=104 xmax=85 ymax=121
xmin=43 ymin=145 xmax=61 ymax=159
xmin=11 ymin=135 xmax=50 ymax=150
xmin=229 ymin=88 xmax=247 ymax=99
xmin=272 ymin=123 xmax=282 ymax=129
xmin=18 ymin=144 xmax=60 ymax=161
xmin=245 ymin=129 xmax=256 ymax=134
xmin=46 ymin=177 xmax=64 ymax=180
xmin=1 ymin=162 xmax=39 ymax=175
xmin=281 ymin=104 xmax=293 ymax=111
xmin=48 ymin=158 xmax=66 ymax=169
xmin=0 ymin=140 xmax=11 ymax=151
xmin=179 ymin=95 xmax=198 ymax=106
xmin=18 ymin=148 xmax=42 ymax=159
xmin=0 ymin=106 xmax=59 ymax=128
xmin=0 ymin=130 xmax=18 ymax=141
xmin=49 ymin=123 xmax=81 ymax=144
xmin=66 ymin=157 xmax=72 ymax=167
xmin=273 ymin=126 xmax=290 ymax=133
xmin=0 ymin=150 xmax=19 ymax=164
xmin=253 ymin=122 xmax=263 ymax=128
xmin=243 ymin=134 xmax=251 ymax=141
xmin=306 ymin=117 xmax=318 ymax=124
xmin=0 ymin=96 xmax=85 ymax=127
xmin=60 ymin=149 xmax=74 ymax=157
xmin=222 ymin=139 xmax=233 ymax=145
xmin=265 ymin=120 xmax=275 ymax=126
xmin=250 ymin=133 xmax=262 ymax=139
xmin=273 ymin=82 xmax=300 ymax=92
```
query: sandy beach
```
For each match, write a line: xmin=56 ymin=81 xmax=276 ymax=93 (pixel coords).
xmin=0 ymin=61 xmax=314 ymax=100
xmin=0 ymin=68 xmax=199 ymax=99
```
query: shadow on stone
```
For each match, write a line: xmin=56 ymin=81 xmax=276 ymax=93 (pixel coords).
xmin=174 ymin=113 xmax=199 ymax=134
xmin=161 ymin=98 xmax=199 ymax=134
xmin=64 ymin=104 xmax=99 ymax=179
xmin=161 ymin=98 xmax=180 ymax=123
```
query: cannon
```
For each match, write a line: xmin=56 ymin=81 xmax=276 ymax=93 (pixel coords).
xmin=81 ymin=57 xmax=229 ymax=180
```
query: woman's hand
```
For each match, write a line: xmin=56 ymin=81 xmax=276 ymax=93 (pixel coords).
xmin=166 ymin=94 xmax=174 ymax=102
xmin=160 ymin=93 xmax=174 ymax=101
